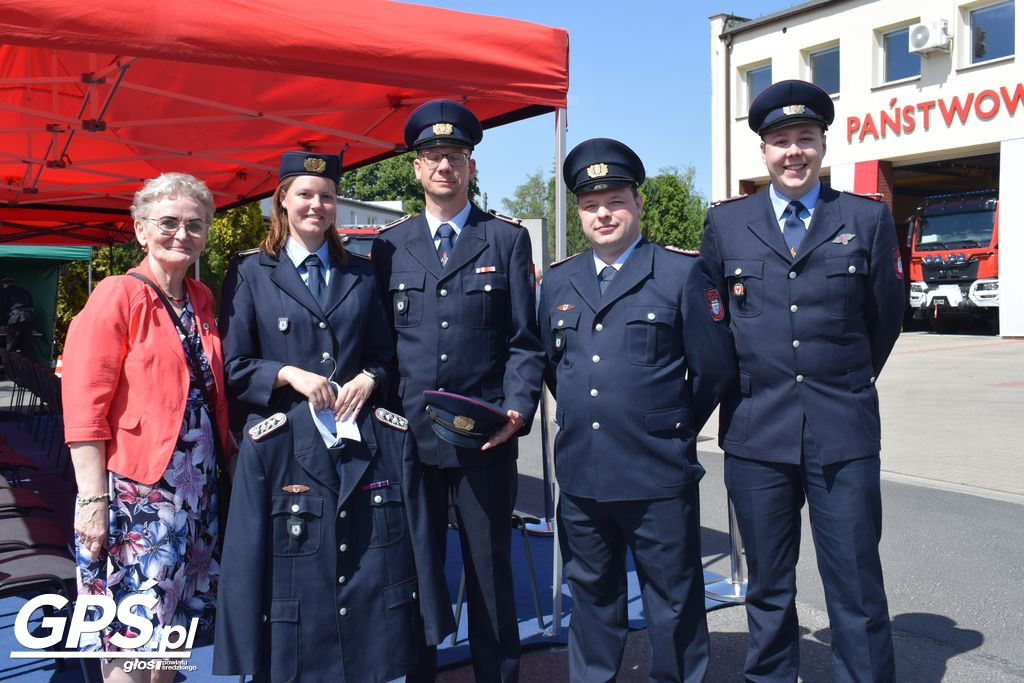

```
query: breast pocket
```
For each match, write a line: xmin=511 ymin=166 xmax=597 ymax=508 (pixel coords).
xmin=271 ymin=494 xmax=323 ymax=557
xmin=463 ymin=272 xmax=509 ymax=328
xmin=626 ymin=305 xmax=679 ymax=366
xmin=368 ymin=483 xmax=406 ymax=548
xmin=825 ymin=255 xmax=868 ymax=317
xmin=549 ymin=309 xmax=581 ymax=368
xmin=724 ymin=259 xmax=764 ymax=318
xmin=389 ymin=272 xmax=426 ymax=328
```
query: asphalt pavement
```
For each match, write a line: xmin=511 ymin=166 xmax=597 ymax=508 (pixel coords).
xmin=450 ymin=331 xmax=1024 ymax=682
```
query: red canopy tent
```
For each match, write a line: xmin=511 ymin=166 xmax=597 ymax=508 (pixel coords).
xmin=0 ymin=0 xmax=569 ymax=245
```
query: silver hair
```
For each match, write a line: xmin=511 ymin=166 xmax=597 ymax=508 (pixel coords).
xmin=130 ymin=173 xmax=215 ymax=220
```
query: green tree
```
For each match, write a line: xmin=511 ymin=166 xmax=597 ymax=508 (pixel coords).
xmin=200 ymin=202 xmax=266 ymax=304
xmin=638 ymin=166 xmax=708 ymax=250
xmin=339 ymin=152 xmax=482 ymax=215
xmin=501 ymin=169 xmax=587 ymax=261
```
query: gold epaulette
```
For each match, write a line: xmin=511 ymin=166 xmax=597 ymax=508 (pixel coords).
xmin=235 ymin=247 xmax=260 ymax=257
xmin=488 ymin=209 xmax=523 ymax=226
xmin=549 ymin=252 xmax=583 ymax=268
xmin=377 ymin=214 xmax=414 ymax=232
xmin=710 ymin=194 xmax=749 ymax=207
xmin=374 ymin=408 xmax=409 ymax=431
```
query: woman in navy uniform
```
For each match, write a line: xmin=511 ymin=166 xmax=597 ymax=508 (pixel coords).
xmin=219 ymin=151 xmax=392 ymax=430
xmin=213 ymin=402 xmax=454 ymax=682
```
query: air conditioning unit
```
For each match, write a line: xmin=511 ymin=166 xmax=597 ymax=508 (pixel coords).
xmin=909 ymin=19 xmax=952 ymax=55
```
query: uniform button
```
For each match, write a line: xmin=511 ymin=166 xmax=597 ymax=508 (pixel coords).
xmin=438 ymin=387 xmax=445 ymax=392
xmin=592 ymin=355 xmax=600 ymax=363
xmin=675 ymin=422 xmax=682 ymax=429
xmin=338 ymin=575 xmax=346 ymax=584
xmin=796 ymin=375 xmax=804 ymax=383
xmin=290 ymin=504 xmax=300 ymax=513
xmin=870 ymin=376 xmax=877 ymax=384
xmin=339 ymin=543 xmax=348 ymax=552
xmin=734 ymin=267 xmax=743 ymax=275
xmin=373 ymin=494 xmax=383 ymax=504
xmin=590 ymin=388 xmax=598 ymax=397
xmin=319 ymin=321 xmax=327 ymax=329
xmin=440 ymin=354 xmax=448 ymax=362
xmin=441 ymin=321 xmax=449 ymax=329
xmin=262 ymin=614 xmax=267 ymax=623
xmin=592 ymin=422 xmax=601 ymax=430
xmin=339 ymin=510 xmax=347 ymax=519
xmin=790 ymin=304 xmax=798 ymax=313
xmin=647 ymin=312 xmax=656 ymax=320
xmin=321 ymin=352 xmax=330 ymax=360
xmin=439 ymin=288 xmax=448 ymax=297
xmin=595 ymin=323 xmax=604 ymax=331
xmin=339 ymin=607 xmax=348 ymax=616
xmin=557 ymin=319 xmax=564 ymax=327
xmin=789 ymin=271 xmax=797 ymax=279
xmin=792 ymin=340 xmax=800 ymax=348
xmin=484 ymin=284 xmax=493 ymax=292
xmin=848 ymin=265 xmax=857 ymax=274
xmin=412 ymin=591 xmax=417 ymax=600
xmin=398 ymin=283 xmax=406 ymax=290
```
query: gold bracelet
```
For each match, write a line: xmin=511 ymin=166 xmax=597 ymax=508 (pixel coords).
xmin=77 ymin=492 xmax=109 ymax=508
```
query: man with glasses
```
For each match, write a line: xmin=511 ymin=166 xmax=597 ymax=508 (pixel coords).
xmin=372 ymin=99 xmax=544 ymax=683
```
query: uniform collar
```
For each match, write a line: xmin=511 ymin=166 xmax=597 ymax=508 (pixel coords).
xmin=769 ymin=181 xmax=820 ymax=222
xmin=425 ymin=202 xmax=472 ymax=239
xmin=284 ymin=236 xmax=331 ymax=269
xmin=593 ymin=233 xmax=643 ymax=274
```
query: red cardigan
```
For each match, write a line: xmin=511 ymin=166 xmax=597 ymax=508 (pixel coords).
xmin=62 ymin=259 xmax=232 ymax=485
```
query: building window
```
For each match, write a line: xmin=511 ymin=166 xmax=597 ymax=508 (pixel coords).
xmin=367 ymin=216 xmax=377 ymax=225
xmin=810 ymin=46 xmax=840 ymax=95
xmin=350 ymin=210 xmax=357 ymax=224
xmin=746 ymin=64 xmax=772 ymax=106
xmin=883 ymin=27 xmax=921 ymax=82
xmin=971 ymin=1 xmax=1015 ymax=63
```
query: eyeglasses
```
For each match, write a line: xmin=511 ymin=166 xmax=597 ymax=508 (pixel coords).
xmin=144 ymin=216 xmax=209 ymax=235
xmin=418 ymin=151 xmax=470 ymax=168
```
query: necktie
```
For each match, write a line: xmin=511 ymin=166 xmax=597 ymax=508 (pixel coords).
xmin=303 ymin=253 xmax=325 ymax=305
xmin=437 ymin=222 xmax=456 ymax=267
xmin=783 ymin=200 xmax=806 ymax=258
xmin=598 ymin=265 xmax=617 ymax=296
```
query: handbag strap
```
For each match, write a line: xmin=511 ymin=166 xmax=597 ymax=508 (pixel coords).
xmin=128 ymin=273 xmax=221 ymax=429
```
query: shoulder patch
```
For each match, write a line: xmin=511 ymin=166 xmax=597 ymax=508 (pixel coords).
xmin=248 ymin=412 xmax=287 ymax=441
xmin=487 ymin=209 xmax=523 ymax=226
xmin=710 ymin=194 xmax=748 ymax=207
xmin=235 ymin=247 xmax=260 ymax=257
xmin=374 ymin=407 xmax=408 ymax=431
xmin=842 ymin=190 xmax=885 ymax=202
xmin=548 ymin=252 xmax=583 ymax=268
xmin=665 ymin=246 xmax=700 ymax=257
xmin=377 ymin=214 xmax=414 ymax=232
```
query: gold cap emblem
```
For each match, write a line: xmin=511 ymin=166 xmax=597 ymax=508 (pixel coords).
xmin=782 ymin=104 xmax=806 ymax=115
xmin=433 ymin=122 xmax=454 ymax=135
xmin=303 ymin=157 xmax=327 ymax=173
xmin=453 ymin=415 xmax=476 ymax=431
xmin=586 ymin=163 xmax=609 ymax=179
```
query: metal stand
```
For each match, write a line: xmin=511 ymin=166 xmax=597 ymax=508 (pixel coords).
xmin=705 ymin=497 xmax=748 ymax=603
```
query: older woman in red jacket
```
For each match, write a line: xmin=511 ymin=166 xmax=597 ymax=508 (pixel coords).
xmin=62 ymin=173 xmax=231 ymax=682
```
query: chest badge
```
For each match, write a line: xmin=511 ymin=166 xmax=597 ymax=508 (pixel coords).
xmin=278 ymin=317 xmax=289 ymax=332
xmin=395 ymin=291 xmax=409 ymax=314
xmin=287 ymin=515 xmax=305 ymax=539
xmin=731 ymin=281 xmax=746 ymax=299
xmin=282 ymin=484 xmax=310 ymax=494
xmin=832 ymin=233 xmax=856 ymax=245
xmin=556 ymin=304 xmax=575 ymax=311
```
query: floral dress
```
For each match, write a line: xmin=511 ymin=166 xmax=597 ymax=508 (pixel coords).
xmin=75 ymin=296 xmax=221 ymax=652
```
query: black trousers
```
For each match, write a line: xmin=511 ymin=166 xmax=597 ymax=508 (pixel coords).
xmin=407 ymin=457 xmax=520 ymax=683
xmin=558 ymin=489 xmax=709 ymax=683
xmin=725 ymin=426 xmax=895 ymax=682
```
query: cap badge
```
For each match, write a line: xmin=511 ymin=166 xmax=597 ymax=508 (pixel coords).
xmin=453 ymin=415 xmax=476 ymax=431
xmin=433 ymin=122 xmax=454 ymax=135
xmin=782 ymin=104 xmax=806 ymax=115
xmin=586 ymin=163 xmax=609 ymax=178
xmin=303 ymin=157 xmax=327 ymax=173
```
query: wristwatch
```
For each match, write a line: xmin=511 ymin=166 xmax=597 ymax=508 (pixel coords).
xmin=360 ymin=368 xmax=381 ymax=388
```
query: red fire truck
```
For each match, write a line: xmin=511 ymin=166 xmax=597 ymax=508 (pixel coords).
xmin=907 ymin=190 xmax=999 ymax=332
xmin=337 ymin=227 xmax=381 ymax=256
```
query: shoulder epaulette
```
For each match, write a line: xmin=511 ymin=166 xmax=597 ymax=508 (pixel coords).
xmin=548 ymin=252 xmax=583 ymax=268
xmin=248 ymin=412 xmax=287 ymax=441
xmin=377 ymin=214 xmax=414 ymax=232
xmin=374 ymin=407 xmax=408 ymax=431
xmin=348 ymin=251 xmax=371 ymax=260
xmin=487 ymin=209 xmax=523 ymax=226
xmin=842 ymin=190 xmax=885 ymax=202
xmin=665 ymin=246 xmax=700 ymax=257
xmin=710 ymin=194 xmax=749 ymax=207
xmin=235 ymin=247 xmax=260 ymax=257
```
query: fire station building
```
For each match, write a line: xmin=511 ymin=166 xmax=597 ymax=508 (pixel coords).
xmin=710 ymin=0 xmax=1023 ymax=336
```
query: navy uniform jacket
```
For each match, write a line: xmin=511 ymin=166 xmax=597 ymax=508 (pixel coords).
xmin=371 ymin=206 xmax=545 ymax=467
xmin=213 ymin=405 xmax=454 ymax=683
xmin=699 ymin=187 xmax=906 ymax=465
xmin=219 ymin=248 xmax=392 ymax=429
xmin=538 ymin=239 xmax=736 ymax=502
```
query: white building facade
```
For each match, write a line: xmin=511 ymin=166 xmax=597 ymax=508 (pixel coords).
xmin=710 ymin=0 xmax=1023 ymax=336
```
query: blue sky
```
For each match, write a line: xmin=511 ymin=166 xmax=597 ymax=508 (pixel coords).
xmin=404 ymin=0 xmax=798 ymax=209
